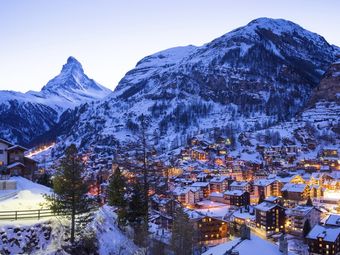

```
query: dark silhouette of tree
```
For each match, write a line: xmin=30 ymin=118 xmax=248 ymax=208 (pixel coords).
xmin=45 ymin=144 xmax=94 ymax=244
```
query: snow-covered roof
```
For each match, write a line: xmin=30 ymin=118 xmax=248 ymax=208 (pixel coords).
xmin=202 ymin=234 xmax=294 ymax=255
xmin=325 ymin=214 xmax=340 ymax=227
xmin=6 ymin=162 xmax=25 ymax=169
xmin=7 ymin=145 xmax=28 ymax=151
xmin=255 ymin=201 xmax=278 ymax=212
xmin=0 ymin=138 xmax=13 ymax=146
xmin=224 ymin=190 xmax=246 ymax=196
xmin=307 ymin=224 xmax=340 ymax=242
xmin=281 ymin=183 xmax=307 ymax=193
xmin=287 ymin=205 xmax=315 ymax=216
xmin=172 ymin=186 xmax=199 ymax=195
xmin=210 ymin=192 xmax=223 ymax=198
xmin=230 ymin=181 xmax=249 ymax=187
xmin=210 ymin=176 xmax=229 ymax=183
xmin=264 ymin=196 xmax=279 ymax=202
xmin=232 ymin=207 xmax=255 ymax=221
xmin=191 ymin=181 xmax=209 ymax=187
xmin=254 ymin=179 xmax=275 ymax=186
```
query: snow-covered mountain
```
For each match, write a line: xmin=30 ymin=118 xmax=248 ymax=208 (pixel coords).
xmin=44 ymin=18 xmax=338 ymax=157
xmin=0 ymin=57 xmax=111 ymax=145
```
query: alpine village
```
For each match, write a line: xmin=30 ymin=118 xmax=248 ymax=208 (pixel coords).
xmin=0 ymin=10 xmax=339 ymax=255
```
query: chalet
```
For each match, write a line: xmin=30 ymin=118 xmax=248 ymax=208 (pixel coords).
xmin=209 ymin=176 xmax=229 ymax=193
xmin=229 ymin=181 xmax=251 ymax=193
xmin=254 ymin=201 xmax=285 ymax=236
xmin=223 ymin=190 xmax=250 ymax=207
xmin=281 ymin=183 xmax=310 ymax=203
xmin=194 ymin=216 xmax=228 ymax=242
xmin=319 ymin=148 xmax=339 ymax=159
xmin=306 ymin=224 xmax=340 ymax=255
xmin=190 ymin=149 xmax=208 ymax=161
xmin=284 ymin=145 xmax=299 ymax=154
xmin=172 ymin=186 xmax=200 ymax=206
xmin=191 ymin=182 xmax=210 ymax=198
xmin=253 ymin=179 xmax=282 ymax=200
xmin=286 ymin=205 xmax=321 ymax=237
xmin=0 ymin=138 xmax=37 ymax=179
xmin=150 ymin=194 xmax=178 ymax=215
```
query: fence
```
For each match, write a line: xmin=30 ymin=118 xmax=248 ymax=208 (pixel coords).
xmin=0 ymin=209 xmax=64 ymax=221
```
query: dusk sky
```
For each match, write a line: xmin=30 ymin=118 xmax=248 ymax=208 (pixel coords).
xmin=1 ymin=0 xmax=339 ymax=92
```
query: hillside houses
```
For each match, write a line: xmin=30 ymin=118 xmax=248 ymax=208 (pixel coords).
xmin=0 ymin=138 xmax=37 ymax=179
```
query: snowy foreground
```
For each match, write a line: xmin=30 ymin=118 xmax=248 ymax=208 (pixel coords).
xmin=0 ymin=177 xmax=138 ymax=254
xmin=0 ymin=177 xmax=51 ymax=211
xmin=0 ymin=205 xmax=138 ymax=254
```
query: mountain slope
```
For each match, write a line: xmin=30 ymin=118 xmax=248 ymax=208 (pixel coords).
xmin=47 ymin=18 xmax=338 ymax=157
xmin=0 ymin=57 xmax=111 ymax=145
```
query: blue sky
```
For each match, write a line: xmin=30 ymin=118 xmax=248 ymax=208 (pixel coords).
xmin=0 ymin=0 xmax=339 ymax=92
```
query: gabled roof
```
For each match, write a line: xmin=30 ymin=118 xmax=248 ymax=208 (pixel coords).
xmin=281 ymin=183 xmax=308 ymax=193
xmin=288 ymin=205 xmax=317 ymax=216
xmin=7 ymin=162 xmax=25 ymax=169
xmin=307 ymin=224 xmax=340 ymax=242
xmin=7 ymin=145 xmax=28 ymax=151
xmin=210 ymin=176 xmax=229 ymax=183
xmin=224 ymin=190 xmax=246 ymax=196
xmin=230 ymin=181 xmax=249 ymax=187
xmin=191 ymin=182 xmax=209 ymax=187
xmin=254 ymin=179 xmax=275 ymax=187
xmin=325 ymin=214 xmax=340 ymax=227
xmin=0 ymin=138 xmax=13 ymax=146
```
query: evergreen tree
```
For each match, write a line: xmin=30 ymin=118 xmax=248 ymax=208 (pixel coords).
xmin=128 ymin=181 xmax=147 ymax=222
xmin=306 ymin=197 xmax=313 ymax=207
xmin=108 ymin=167 xmax=126 ymax=207
xmin=128 ymin=181 xmax=149 ymax=248
xmin=303 ymin=219 xmax=311 ymax=237
xmin=45 ymin=144 xmax=93 ymax=244
xmin=107 ymin=167 xmax=127 ymax=224
xmin=37 ymin=172 xmax=53 ymax=187
xmin=171 ymin=207 xmax=195 ymax=255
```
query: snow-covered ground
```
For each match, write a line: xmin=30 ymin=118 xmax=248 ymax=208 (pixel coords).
xmin=0 ymin=177 xmax=51 ymax=211
xmin=91 ymin=205 xmax=139 ymax=255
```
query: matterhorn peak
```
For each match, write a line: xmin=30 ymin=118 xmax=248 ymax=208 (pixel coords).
xmin=60 ymin=56 xmax=84 ymax=75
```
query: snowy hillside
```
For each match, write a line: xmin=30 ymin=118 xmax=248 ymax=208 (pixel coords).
xmin=45 ymin=18 xmax=338 ymax=159
xmin=0 ymin=57 xmax=111 ymax=145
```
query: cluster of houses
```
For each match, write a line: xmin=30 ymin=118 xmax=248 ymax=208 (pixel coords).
xmin=147 ymin=136 xmax=340 ymax=253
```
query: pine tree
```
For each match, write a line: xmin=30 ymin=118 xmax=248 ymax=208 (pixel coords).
xmin=171 ymin=207 xmax=195 ymax=255
xmin=108 ymin=167 xmax=127 ymax=225
xmin=128 ymin=181 xmax=147 ymax=222
xmin=45 ymin=144 xmax=93 ymax=244
xmin=108 ymin=167 xmax=126 ymax=207
xmin=128 ymin=181 xmax=148 ymax=248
